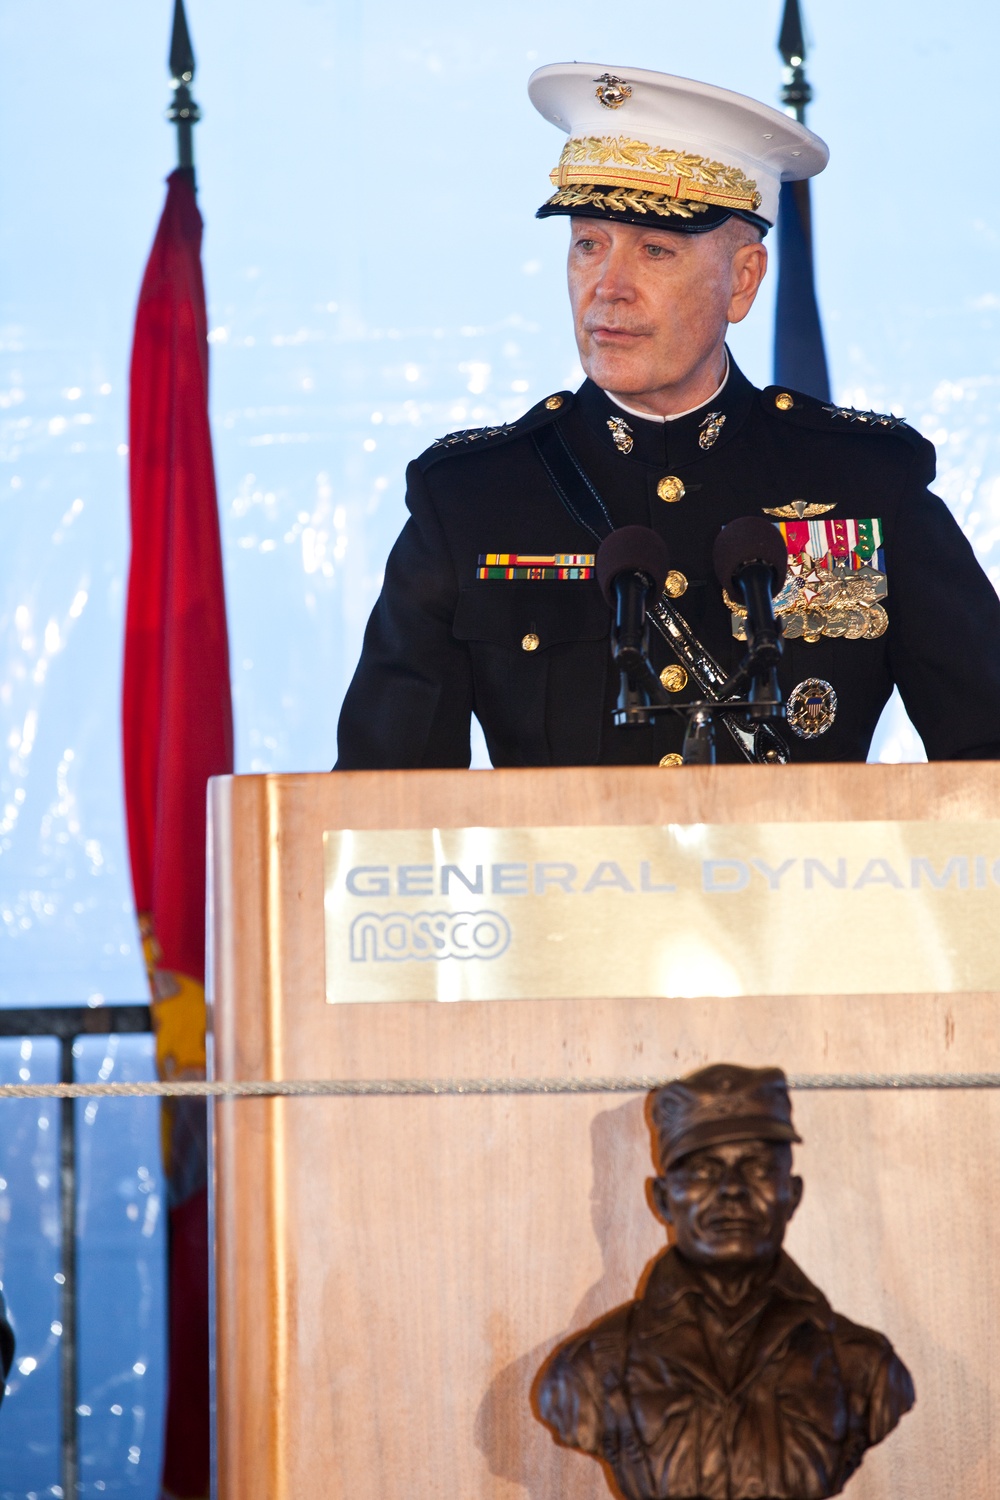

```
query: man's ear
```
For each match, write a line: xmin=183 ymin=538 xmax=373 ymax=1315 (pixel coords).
xmin=727 ymin=241 xmax=767 ymax=325
xmin=651 ymin=1175 xmax=673 ymax=1225
xmin=788 ymin=1175 xmax=804 ymax=1221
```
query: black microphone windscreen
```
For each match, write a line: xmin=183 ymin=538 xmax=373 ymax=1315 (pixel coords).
xmin=712 ymin=517 xmax=788 ymax=595
xmin=595 ymin=525 xmax=671 ymax=606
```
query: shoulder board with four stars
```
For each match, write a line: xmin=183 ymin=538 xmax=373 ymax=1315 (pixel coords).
xmin=417 ymin=391 xmax=574 ymax=471
xmin=761 ymin=384 xmax=935 ymax=480
xmin=762 ymin=384 xmax=928 ymax=447
xmin=820 ymin=403 xmax=910 ymax=431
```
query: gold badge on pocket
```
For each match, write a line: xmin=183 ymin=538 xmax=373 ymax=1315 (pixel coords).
xmin=787 ymin=678 xmax=837 ymax=738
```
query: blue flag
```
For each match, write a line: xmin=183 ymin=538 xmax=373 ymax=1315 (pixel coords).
xmin=773 ymin=177 xmax=830 ymax=400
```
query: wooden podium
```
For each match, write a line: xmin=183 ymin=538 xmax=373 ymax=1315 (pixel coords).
xmin=208 ymin=765 xmax=1000 ymax=1500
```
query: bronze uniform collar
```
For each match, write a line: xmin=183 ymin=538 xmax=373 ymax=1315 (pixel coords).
xmin=630 ymin=1248 xmax=836 ymax=1402
xmin=638 ymin=1247 xmax=834 ymax=1337
xmin=578 ymin=352 xmax=757 ymax=470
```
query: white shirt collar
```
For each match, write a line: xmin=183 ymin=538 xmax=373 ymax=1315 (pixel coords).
xmin=605 ymin=351 xmax=730 ymax=424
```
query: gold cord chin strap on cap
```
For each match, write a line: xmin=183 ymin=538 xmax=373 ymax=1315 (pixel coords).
xmin=547 ymin=135 xmax=763 ymax=217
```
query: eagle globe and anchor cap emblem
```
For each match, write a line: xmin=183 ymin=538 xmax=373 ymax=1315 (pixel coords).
xmin=594 ymin=72 xmax=632 ymax=109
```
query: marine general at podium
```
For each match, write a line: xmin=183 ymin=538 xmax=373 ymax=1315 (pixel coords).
xmin=336 ymin=64 xmax=1000 ymax=770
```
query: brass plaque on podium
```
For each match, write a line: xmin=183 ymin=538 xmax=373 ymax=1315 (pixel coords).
xmin=323 ymin=821 xmax=1000 ymax=1004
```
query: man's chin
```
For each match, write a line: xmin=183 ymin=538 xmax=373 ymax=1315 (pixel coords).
xmin=582 ymin=350 xmax=660 ymax=399
xmin=685 ymin=1232 xmax=771 ymax=1264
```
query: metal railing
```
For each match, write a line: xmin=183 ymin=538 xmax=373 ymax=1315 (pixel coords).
xmin=0 ymin=1004 xmax=153 ymax=1500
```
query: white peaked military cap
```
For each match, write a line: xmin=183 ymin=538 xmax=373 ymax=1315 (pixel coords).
xmin=528 ymin=62 xmax=828 ymax=233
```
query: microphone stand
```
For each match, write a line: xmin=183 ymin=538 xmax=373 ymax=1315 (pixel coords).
xmin=610 ymin=604 xmax=787 ymax=765
xmin=612 ymin=655 xmax=674 ymax=727
xmin=680 ymin=619 xmax=786 ymax=763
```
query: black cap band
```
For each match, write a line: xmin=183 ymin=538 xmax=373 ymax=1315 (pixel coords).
xmin=536 ymin=198 xmax=769 ymax=236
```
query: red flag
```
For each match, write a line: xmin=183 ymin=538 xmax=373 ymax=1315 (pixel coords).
xmin=122 ymin=167 xmax=232 ymax=1500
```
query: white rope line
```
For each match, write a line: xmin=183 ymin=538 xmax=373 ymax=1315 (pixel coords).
xmin=0 ymin=1073 xmax=999 ymax=1100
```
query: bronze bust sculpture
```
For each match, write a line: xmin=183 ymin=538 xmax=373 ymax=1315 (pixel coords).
xmin=536 ymin=1064 xmax=915 ymax=1499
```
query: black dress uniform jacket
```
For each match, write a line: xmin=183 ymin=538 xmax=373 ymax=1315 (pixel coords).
xmin=336 ymin=356 xmax=1000 ymax=767
xmin=537 ymin=1247 xmax=914 ymax=1500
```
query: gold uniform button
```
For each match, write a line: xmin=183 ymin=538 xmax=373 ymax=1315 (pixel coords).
xmin=657 ymin=475 xmax=685 ymax=504
xmin=545 ymin=395 xmax=564 ymax=411
xmin=658 ymin=752 xmax=684 ymax=768
xmin=521 ymin=632 xmax=540 ymax=652
xmin=664 ymin=570 xmax=687 ymax=599
xmin=659 ymin=664 xmax=688 ymax=693
xmin=775 ymin=392 xmax=795 ymax=411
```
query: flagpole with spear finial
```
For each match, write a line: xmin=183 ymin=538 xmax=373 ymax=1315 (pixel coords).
xmin=167 ymin=0 xmax=201 ymax=174
xmin=772 ymin=0 xmax=831 ymax=400
xmin=124 ymin=3 xmax=227 ymax=1494
xmin=778 ymin=0 xmax=812 ymax=125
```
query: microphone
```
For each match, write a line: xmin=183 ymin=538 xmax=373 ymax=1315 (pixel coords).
xmin=596 ymin=525 xmax=671 ymax=668
xmin=596 ymin=526 xmax=672 ymax=727
xmin=712 ymin=517 xmax=788 ymax=666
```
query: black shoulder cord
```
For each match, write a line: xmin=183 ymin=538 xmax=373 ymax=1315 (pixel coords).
xmin=531 ymin=421 xmax=790 ymax=766
xmin=531 ymin=420 xmax=614 ymax=542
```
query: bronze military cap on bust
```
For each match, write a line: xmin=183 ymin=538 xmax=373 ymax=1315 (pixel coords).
xmin=651 ymin=1062 xmax=802 ymax=1167
xmin=537 ymin=1063 xmax=915 ymax=1500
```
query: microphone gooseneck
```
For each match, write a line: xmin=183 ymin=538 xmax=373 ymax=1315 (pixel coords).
xmin=596 ymin=526 xmax=672 ymax=726
xmin=712 ymin=516 xmax=787 ymax=596
xmin=712 ymin=517 xmax=787 ymax=666
xmin=595 ymin=525 xmax=671 ymax=605
xmin=596 ymin=525 xmax=671 ymax=666
xmin=712 ymin=517 xmax=788 ymax=718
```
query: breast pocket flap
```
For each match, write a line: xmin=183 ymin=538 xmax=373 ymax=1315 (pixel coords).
xmin=453 ymin=583 xmax=610 ymax=651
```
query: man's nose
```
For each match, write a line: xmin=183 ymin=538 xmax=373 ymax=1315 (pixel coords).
xmin=716 ymin=1168 xmax=749 ymax=1198
xmin=594 ymin=247 xmax=637 ymax=302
